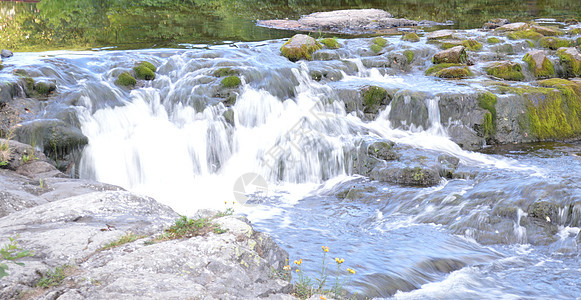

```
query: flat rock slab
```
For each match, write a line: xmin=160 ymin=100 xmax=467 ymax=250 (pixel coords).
xmin=258 ymin=9 xmax=418 ymax=35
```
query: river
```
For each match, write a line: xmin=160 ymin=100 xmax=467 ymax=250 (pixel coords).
xmin=1 ymin=1 xmax=581 ymax=299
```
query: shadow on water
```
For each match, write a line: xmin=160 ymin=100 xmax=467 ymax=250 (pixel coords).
xmin=1 ymin=0 xmax=581 ymax=51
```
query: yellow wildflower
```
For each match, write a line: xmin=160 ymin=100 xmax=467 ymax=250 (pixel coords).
xmin=294 ymin=259 xmax=302 ymax=265
xmin=347 ymin=268 xmax=355 ymax=274
xmin=283 ymin=265 xmax=290 ymax=271
xmin=320 ymin=296 xmax=327 ymax=300
xmin=335 ymin=257 xmax=344 ymax=264
xmin=322 ymin=245 xmax=329 ymax=252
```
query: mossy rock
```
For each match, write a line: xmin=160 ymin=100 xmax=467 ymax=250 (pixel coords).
xmin=280 ymin=34 xmax=323 ymax=62
xmin=134 ymin=63 xmax=156 ymax=80
xmin=461 ymin=39 xmax=483 ymax=51
xmin=432 ymin=46 xmax=468 ymax=64
xmin=427 ymin=64 xmax=473 ymax=79
xmin=485 ymin=61 xmax=524 ymax=81
xmin=115 ymin=71 xmax=137 ymax=87
xmin=213 ymin=68 xmax=238 ymax=77
xmin=578 ymin=37 xmax=581 ymax=46
xmin=221 ymin=76 xmax=241 ymax=88
xmin=403 ymin=50 xmax=414 ymax=62
xmin=401 ymin=32 xmax=420 ymax=42
xmin=556 ymin=47 xmax=581 ymax=77
xmin=487 ymin=37 xmax=501 ymax=44
xmin=138 ymin=61 xmax=156 ymax=73
xmin=372 ymin=37 xmax=388 ymax=47
xmin=440 ymin=40 xmax=463 ymax=50
xmin=499 ymin=79 xmax=581 ymax=140
xmin=425 ymin=63 xmax=463 ymax=75
xmin=569 ymin=28 xmax=581 ymax=35
xmin=507 ymin=30 xmax=544 ymax=41
xmin=34 ymin=81 xmax=56 ymax=96
xmin=530 ymin=25 xmax=564 ymax=36
xmin=523 ymin=50 xmax=555 ymax=79
xmin=539 ymin=37 xmax=572 ymax=50
xmin=477 ymin=92 xmax=498 ymax=138
xmin=370 ymin=44 xmax=384 ymax=54
xmin=362 ymin=86 xmax=388 ymax=113
xmin=319 ymin=38 xmax=340 ymax=49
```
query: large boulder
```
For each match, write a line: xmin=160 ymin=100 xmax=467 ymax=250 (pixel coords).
xmin=280 ymin=34 xmax=322 ymax=62
xmin=0 ymin=189 xmax=292 ymax=299
xmin=485 ymin=61 xmax=525 ymax=81
xmin=432 ymin=46 xmax=468 ymax=64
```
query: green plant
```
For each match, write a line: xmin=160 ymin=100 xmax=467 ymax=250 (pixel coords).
xmin=99 ymin=232 xmax=146 ymax=251
xmin=0 ymin=236 xmax=33 ymax=278
xmin=21 ymin=150 xmax=38 ymax=165
xmin=156 ymin=215 xmax=226 ymax=241
xmin=36 ymin=265 xmax=71 ymax=288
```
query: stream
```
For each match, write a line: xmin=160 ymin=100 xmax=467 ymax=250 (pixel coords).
xmin=2 ymin=37 xmax=579 ymax=298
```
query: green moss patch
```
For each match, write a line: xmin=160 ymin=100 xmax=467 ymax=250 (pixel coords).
xmin=539 ymin=37 xmax=573 ymax=50
xmin=461 ymin=39 xmax=483 ymax=51
xmin=372 ymin=37 xmax=388 ymax=47
xmin=34 ymin=82 xmax=56 ymax=96
xmin=115 ymin=71 xmax=136 ymax=87
xmin=487 ymin=37 xmax=501 ymax=44
xmin=370 ymin=44 xmax=383 ymax=53
xmin=556 ymin=48 xmax=581 ymax=77
xmin=569 ymin=28 xmax=581 ymax=35
xmin=507 ymin=30 xmax=544 ymax=41
xmin=486 ymin=62 xmax=525 ymax=81
xmin=319 ymin=38 xmax=340 ymax=49
xmin=403 ymin=50 xmax=414 ymax=62
xmin=497 ymin=79 xmax=581 ymax=140
xmin=433 ymin=65 xmax=473 ymax=79
xmin=478 ymin=92 xmax=498 ymax=120
xmin=523 ymin=52 xmax=555 ymax=79
xmin=362 ymin=86 xmax=387 ymax=113
xmin=213 ymin=68 xmax=238 ymax=77
xmin=280 ymin=35 xmax=322 ymax=62
xmin=134 ymin=62 xmax=156 ymax=80
xmin=221 ymin=76 xmax=241 ymax=88
xmin=402 ymin=32 xmax=420 ymax=42
xmin=425 ymin=63 xmax=463 ymax=76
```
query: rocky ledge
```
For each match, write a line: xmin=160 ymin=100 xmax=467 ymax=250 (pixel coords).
xmin=0 ymin=140 xmax=294 ymax=299
xmin=257 ymin=9 xmax=447 ymax=35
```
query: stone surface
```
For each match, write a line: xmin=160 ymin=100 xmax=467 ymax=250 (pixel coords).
xmin=432 ymin=46 xmax=467 ymax=64
xmin=280 ymin=34 xmax=322 ymax=62
xmin=1 ymin=49 xmax=13 ymax=58
xmin=426 ymin=30 xmax=455 ymax=40
xmin=495 ymin=22 xmax=528 ymax=31
xmin=523 ymin=50 xmax=555 ymax=78
xmin=258 ymin=9 xmax=418 ymax=35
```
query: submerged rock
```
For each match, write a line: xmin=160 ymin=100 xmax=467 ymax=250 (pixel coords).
xmin=280 ymin=34 xmax=322 ymax=62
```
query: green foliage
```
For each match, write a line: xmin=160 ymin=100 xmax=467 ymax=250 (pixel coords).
xmin=372 ymin=37 xmax=387 ymax=47
xmin=99 ymin=232 xmax=146 ymax=251
xmin=134 ymin=62 xmax=156 ymax=80
xmin=539 ymin=37 xmax=573 ymax=50
xmin=157 ymin=214 xmax=227 ymax=241
xmin=319 ymin=37 xmax=339 ymax=49
xmin=507 ymin=30 xmax=543 ymax=40
xmin=0 ymin=141 xmax=10 ymax=167
xmin=115 ymin=71 xmax=137 ymax=87
xmin=401 ymin=32 xmax=420 ymax=42
xmin=522 ymin=52 xmax=555 ymax=78
xmin=404 ymin=50 xmax=414 ymax=62
xmin=221 ymin=76 xmax=241 ymax=88
xmin=0 ymin=236 xmax=33 ymax=278
xmin=362 ymin=86 xmax=387 ymax=113
xmin=21 ymin=149 xmax=38 ymax=165
xmin=487 ymin=37 xmax=501 ymax=44
xmin=36 ymin=265 xmax=70 ymax=288
xmin=486 ymin=62 xmax=524 ymax=81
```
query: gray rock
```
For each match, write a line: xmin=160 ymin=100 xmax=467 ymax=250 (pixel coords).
xmin=389 ymin=90 xmax=429 ymax=130
xmin=1 ymin=49 xmax=13 ymax=58
xmin=426 ymin=30 xmax=455 ymax=40
xmin=432 ymin=46 xmax=468 ymax=64
xmin=0 ymin=188 xmax=291 ymax=299
xmin=495 ymin=22 xmax=528 ymax=31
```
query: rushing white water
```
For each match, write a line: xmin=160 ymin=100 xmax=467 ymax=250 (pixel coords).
xmin=78 ymin=52 xmax=538 ymax=214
